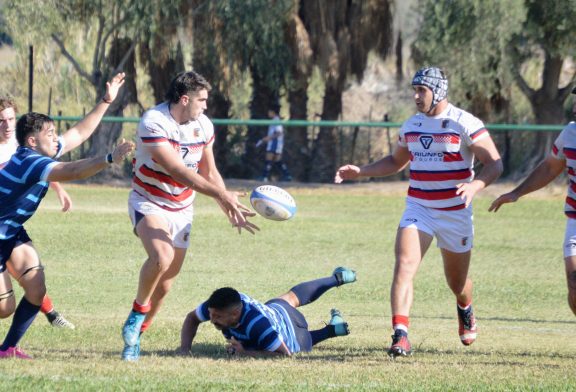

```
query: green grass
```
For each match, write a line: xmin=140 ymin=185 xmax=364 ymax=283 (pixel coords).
xmin=1 ymin=183 xmax=575 ymax=391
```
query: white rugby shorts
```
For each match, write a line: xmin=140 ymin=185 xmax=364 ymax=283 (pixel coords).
xmin=563 ymin=218 xmax=576 ymax=257
xmin=398 ymin=199 xmax=474 ymax=253
xmin=128 ymin=191 xmax=194 ymax=249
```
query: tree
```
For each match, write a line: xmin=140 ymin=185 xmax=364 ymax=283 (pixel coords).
xmin=3 ymin=0 xmax=143 ymax=177
xmin=412 ymin=0 xmax=576 ymax=172
xmin=299 ymin=0 xmax=393 ymax=182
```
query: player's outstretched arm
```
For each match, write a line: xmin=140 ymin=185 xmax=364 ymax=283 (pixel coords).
xmin=61 ymin=72 xmax=126 ymax=154
xmin=179 ymin=311 xmax=202 ymax=355
xmin=46 ymin=139 xmax=134 ymax=182
xmin=335 ymin=146 xmax=410 ymax=183
xmin=198 ymin=144 xmax=258 ymax=234
xmin=49 ymin=182 xmax=73 ymax=212
xmin=489 ymin=155 xmax=565 ymax=212
xmin=148 ymin=144 xmax=253 ymax=232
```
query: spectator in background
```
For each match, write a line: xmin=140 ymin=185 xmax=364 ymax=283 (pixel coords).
xmin=257 ymin=106 xmax=292 ymax=182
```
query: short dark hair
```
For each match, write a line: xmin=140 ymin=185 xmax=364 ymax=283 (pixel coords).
xmin=207 ymin=287 xmax=241 ymax=310
xmin=16 ymin=112 xmax=53 ymax=147
xmin=165 ymin=71 xmax=212 ymax=104
xmin=0 ymin=96 xmax=17 ymax=113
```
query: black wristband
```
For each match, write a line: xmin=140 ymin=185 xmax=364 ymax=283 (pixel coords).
xmin=106 ymin=153 xmax=114 ymax=164
xmin=102 ymin=97 xmax=112 ymax=104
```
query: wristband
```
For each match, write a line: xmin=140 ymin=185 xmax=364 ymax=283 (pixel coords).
xmin=106 ymin=153 xmax=114 ymax=164
xmin=102 ymin=97 xmax=113 ymax=104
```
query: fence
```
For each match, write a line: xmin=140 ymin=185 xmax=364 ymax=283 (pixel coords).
xmin=52 ymin=115 xmax=565 ymax=182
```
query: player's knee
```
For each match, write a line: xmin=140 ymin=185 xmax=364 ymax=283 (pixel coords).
xmin=0 ymin=290 xmax=16 ymax=318
xmin=148 ymin=250 xmax=175 ymax=273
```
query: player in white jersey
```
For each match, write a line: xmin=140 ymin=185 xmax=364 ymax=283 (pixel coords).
xmin=121 ymin=71 xmax=259 ymax=361
xmin=490 ymin=87 xmax=576 ymax=317
xmin=0 ymin=97 xmax=74 ymax=329
xmin=335 ymin=67 xmax=503 ymax=357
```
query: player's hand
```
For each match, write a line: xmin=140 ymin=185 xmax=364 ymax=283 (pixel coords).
xmin=218 ymin=191 xmax=260 ymax=235
xmin=226 ymin=337 xmax=245 ymax=357
xmin=488 ymin=192 xmax=519 ymax=212
xmin=111 ymin=138 xmax=135 ymax=163
xmin=335 ymin=164 xmax=361 ymax=183
xmin=455 ymin=181 xmax=483 ymax=208
xmin=103 ymin=72 xmax=126 ymax=103
xmin=56 ymin=187 xmax=73 ymax=212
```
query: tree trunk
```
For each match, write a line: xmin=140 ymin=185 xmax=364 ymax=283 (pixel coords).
xmin=286 ymin=83 xmax=310 ymax=182
xmin=310 ymin=79 xmax=342 ymax=183
xmin=243 ymin=67 xmax=278 ymax=179
xmin=519 ymin=54 xmax=566 ymax=177
xmin=87 ymin=37 xmax=137 ymax=179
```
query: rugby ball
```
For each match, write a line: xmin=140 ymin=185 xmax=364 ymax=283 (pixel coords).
xmin=250 ymin=185 xmax=296 ymax=221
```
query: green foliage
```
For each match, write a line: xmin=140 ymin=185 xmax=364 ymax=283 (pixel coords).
xmin=413 ymin=0 xmax=526 ymax=106
xmin=214 ymin=0 xmax=293 ymax=90
xmin=0 ymin=184 xmax=574 ymax=390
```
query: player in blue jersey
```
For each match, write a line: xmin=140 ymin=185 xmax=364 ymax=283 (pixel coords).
xmin=0 ymin=73 xmax=133 ymax=359
xmin=179 ymin=267 xmax=356 ymax=357
xmin=0 ymin=97 xmax=75 ymax=329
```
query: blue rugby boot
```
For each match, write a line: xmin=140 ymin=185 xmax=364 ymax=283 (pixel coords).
xmin=122 ymin=310 xmax=145 ymax=347
xmin=121 ymin=341 xmax=140 ymax=362
xmin=329 ymin=308 xmax=350 ymax=336
xmin=333 ymin=267 xmax=357 ymax=286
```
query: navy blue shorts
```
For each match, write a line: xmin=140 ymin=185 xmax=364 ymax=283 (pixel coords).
xmin=265 ymin=298 xmax=313 ymax=352
xmin=0 ymin=229 xmax=32 ymax=273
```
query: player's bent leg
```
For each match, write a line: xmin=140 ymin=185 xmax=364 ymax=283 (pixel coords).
xmin=389 ymin=228 xmax=431 ymax=357
xmin=0 ymin=271 xmax=16 ymax=318
xmin=564 ymin=256 xmax=576 ymax=316
xmin=7 ymin=243 xmax=46 ymax=305
xmin=134 ymin=215 xmax=175 ymax=306
xmin=391 ymin=227 xmax=432 ymax=316
xmin=143 ymin=247 xmax=188 ymax=331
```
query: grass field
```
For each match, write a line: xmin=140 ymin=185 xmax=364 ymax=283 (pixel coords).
xmin=0 ymin=182 xmax=575 ymax=391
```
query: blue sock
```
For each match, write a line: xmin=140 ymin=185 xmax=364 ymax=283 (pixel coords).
xmin=290 ymin=276 xmax=339 ymax=306
xmin=310 ymin=325 xmax=336 ymax=346
xmin=0 ymin=297 xmax=40 ymax=350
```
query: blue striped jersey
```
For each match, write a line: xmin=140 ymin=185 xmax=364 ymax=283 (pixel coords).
xmin=0 ymin=142 xmax=63 ymax=240
xmin=196 ymin=293 xmax=301 ymax=353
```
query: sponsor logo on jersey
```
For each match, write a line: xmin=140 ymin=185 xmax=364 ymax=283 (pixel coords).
xmin=404 ymin=218 xmax=418 ymax=223
xmin=412 ymin=122 xmax=422 ymax=127
xmin=419 ymin=135 xmax=433 ymax=149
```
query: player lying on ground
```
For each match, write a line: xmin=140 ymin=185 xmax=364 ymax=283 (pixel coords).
xmin=179 ymin=267 xmax=357 ymax=357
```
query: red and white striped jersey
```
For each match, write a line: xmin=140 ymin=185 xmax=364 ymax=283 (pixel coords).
xmin=552 ymin=122 xmax=576 ymax=219
xmin=132 ymin=102 xmax=215 ymax=211
xmin=398 ymin=103 xmax=489 ymax=209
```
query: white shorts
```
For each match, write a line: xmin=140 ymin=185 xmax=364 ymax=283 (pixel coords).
xmin=128 ymin=191 xmax=194 ymax=249
xmin=398 ymin=199 xmax=474 ymax=253
xmin=563 ymin=218 xmax=576 ymax=257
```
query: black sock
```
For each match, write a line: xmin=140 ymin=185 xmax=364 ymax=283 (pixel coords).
xmin=0 ymin=297 xmax=41 ymax=350
xmin=290 ymin=276 xmax=339 ymax=306
xmin=310 ymin=325 xmax=336 ymax=346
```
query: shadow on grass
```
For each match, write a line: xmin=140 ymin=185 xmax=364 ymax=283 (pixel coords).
xmin=414 ymin=314 xmax=576 ymax=325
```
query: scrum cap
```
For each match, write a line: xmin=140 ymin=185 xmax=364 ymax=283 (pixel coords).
xmin=412 ymin=67 xmax=448 ymax=109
